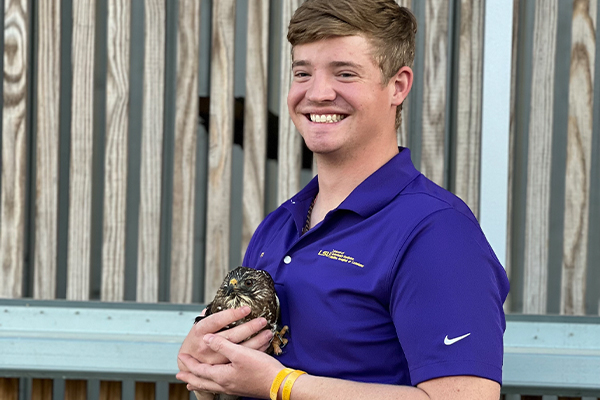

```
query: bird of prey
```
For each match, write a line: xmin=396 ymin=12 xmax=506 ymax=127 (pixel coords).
xmin=193 ymin=266 xmax=288 ymax=400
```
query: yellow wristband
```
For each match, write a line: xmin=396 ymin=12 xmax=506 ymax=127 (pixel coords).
xmin=282 ymin=370 xmax=306 ymax=400
xmin=270 ymin=368 xmax=294 ymax=400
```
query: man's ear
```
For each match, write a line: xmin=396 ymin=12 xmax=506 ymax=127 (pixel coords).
xmin=391 ymin=66 xmax=413 ymax=106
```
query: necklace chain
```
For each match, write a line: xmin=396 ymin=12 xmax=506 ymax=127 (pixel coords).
xmin=302 ymin=194 xmax=318 ymax=235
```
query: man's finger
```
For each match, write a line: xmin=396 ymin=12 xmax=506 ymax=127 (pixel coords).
xmin=176 ymin=370 xmax=223 ymax=394
xmin=203 ymin=334 xmax=243 ymax=362
xmin=197 ymin=306 xmax=251 ymax=334
xmin=177 ymin=353 xmax=229 ymax=390
xmin=240 ymin=328 xmax=273 ymax=351
xmin=217 ymin=317 xmax=268 ymax=344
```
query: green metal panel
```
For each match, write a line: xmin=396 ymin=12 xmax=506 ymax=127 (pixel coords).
xmin=1 ymin=300 xmax=599 ymax=396
xmin=0 ymin=300 xmax=201 ymax=381
xmin=503 ymin=314 xmax=600 ymax=396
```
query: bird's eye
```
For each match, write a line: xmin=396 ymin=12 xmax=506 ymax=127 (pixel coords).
xmin=244 ymin=279 xmax=254 ymax=286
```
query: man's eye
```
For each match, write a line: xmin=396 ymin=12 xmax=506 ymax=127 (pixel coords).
xmin=294 ymin=72 xmax=309 ymax=78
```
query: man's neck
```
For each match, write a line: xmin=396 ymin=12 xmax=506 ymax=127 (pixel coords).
xmin=309 ymin=144 xmax=399 ymax=227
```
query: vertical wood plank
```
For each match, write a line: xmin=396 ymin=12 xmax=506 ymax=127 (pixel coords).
xmin=33 ymin=0 xmax=60 ymax=300
xmin=1 ymin=0 xmax=27 ymax=299
xmin=396 ymin=0 xmax=412 ymax=148
xmin=0 ymin=379 xmax=18 ymax=400
xmin=204 ymin=0 xmax=235 ymax=301
xmin=523 ymin=0 xmax=558 ymax=314
xmin=241 ymin=0 xmax=269 ymax=259
xmin=561 ymin=0 xmax=597 ymax=316
xmin=168 ymin=383 xmax=189 ymax=400
xmin=99 ymin=381 xmax=121 ymax=400
xmin=397 ymin=100 xmax=410 ymax=148
xmin=64 ymin=380 xmax=87 ymax=400
xmin=170 ymin=0 xmax=200 ymax=303
xmin=67 ymin=0 xmax=96 ymax=301
xmin=277 ymin=0 xmax=304 ymax=205
xmin=135 ymin=382 xmax=155 ymax=400
xmin=454 ymin=0 xmax=484 ymax=217
xmin=101 ymin=0 xmax=131 ymax=302
xmin=32 ymin=379 xmax=52 ymax=400
xmin=137 ymin=0 xmax=165 ymax=302
xmin=420 ymin=0 xmax=449 ymax=186
xmin=505 ymin=0 xmax=521 ymax=312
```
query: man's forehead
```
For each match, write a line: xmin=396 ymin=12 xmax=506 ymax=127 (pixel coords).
xmin=291 ymin=36 xmax=377 ymax=68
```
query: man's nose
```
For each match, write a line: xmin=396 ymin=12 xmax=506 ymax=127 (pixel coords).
xmin=306 ymin=74 xmax=336 ymax=102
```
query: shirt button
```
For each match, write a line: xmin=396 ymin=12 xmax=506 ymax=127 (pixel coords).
xmin=283 ymin=255 xmax=292 ymax=264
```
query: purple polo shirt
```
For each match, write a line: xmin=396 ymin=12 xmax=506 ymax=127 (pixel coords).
xmin=243 ymin=147 xmax=509 ymax=388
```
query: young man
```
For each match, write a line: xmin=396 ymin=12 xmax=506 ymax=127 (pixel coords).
xmin=177 ymin=1 xmax=509 ymax=399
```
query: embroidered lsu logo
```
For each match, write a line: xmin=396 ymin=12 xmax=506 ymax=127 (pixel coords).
xmin=318 ymin=249 xmax=364 ymax=268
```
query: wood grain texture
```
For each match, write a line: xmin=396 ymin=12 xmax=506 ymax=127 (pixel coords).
xmin=241 ymin=0 xmax=269 ymax=260
xmin=523 ymin=0 xmax=557 ymax=314
xmin=0 ymin=379 xmax=18 ymax=400
xmin=170 ymin=0 xmax=200 ymax=304
xmin=505 ymin=0 xmax=521 ymax=312
xmin=561 ymin=0 xmax=597 ymax=316
xmin=100 ymin=381 xmax=121 ymax=400
xmin=277 ymin=0 xmax=304 ymax=205
xmin=168 ymin=383 xmax=189 ymax=400
xmin=67 ymin=0 xmax=96 ymax=301
xmin=32 ymin=379 xmax=52 ymax=400
xmin=204 ymin=0 xmax=235 ymax=301
xmin=135 ymin=382 xmax=155 ymax=400
xmin=137 ymin=0 xmax=165 ymax=302
xmin=101 ymin=0 xmax=131 ymax=302
xmin=420 ymin=0 xmax=449 ymax=187
xmin=397 ymin=100 xmax=410 ymax=147
xmin=396 ymin=1 xmax=412 ymax=10
xmin=64 ymin=380 xmax=86 ymax=400
xmin=396 ymin=0 xmax=411 ymax=148
xmin=1 ymin=0 xmax=28 ymax=299
xmin=454 ymin=0 xmax=483 ymax=217
xmin=33 ymin=0 xmax=60 ymax=300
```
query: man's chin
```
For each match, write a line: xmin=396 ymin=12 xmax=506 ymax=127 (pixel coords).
xmin=307 ymin=145 xmax=343 ymax=158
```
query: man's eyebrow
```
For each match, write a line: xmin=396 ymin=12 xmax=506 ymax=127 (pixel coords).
xmin=291 ymin=60 xmax=364 ymax=70
xmin=292 ymin=60 xmax=311 ymax=68
xmin=329 ymin=61 xmax=364 ymax=70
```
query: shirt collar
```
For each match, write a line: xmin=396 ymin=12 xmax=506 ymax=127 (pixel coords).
xmin=283 ymin=147 xmax=421 ymax=231
xmin=282 ymin=174 xmax=320 ymax=234
xmin=337 ymin=147 xmax=420 ymax=217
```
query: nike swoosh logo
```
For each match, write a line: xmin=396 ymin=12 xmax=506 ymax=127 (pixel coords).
xmin=444 ymin=333 xmax=471 ymax=345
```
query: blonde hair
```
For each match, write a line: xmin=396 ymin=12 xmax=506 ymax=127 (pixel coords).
xmin=287 ymin=0 xmax=417 ymax=128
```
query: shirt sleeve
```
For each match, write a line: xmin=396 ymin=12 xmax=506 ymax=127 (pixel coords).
xmin=389 ymin=208 xmax=509 ymax=386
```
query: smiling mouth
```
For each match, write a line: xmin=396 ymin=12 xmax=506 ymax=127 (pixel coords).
xmin=307 ymin=114 xmax=347 ymax=123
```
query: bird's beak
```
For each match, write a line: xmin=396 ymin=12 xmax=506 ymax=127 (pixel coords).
xmin=226 ymin=278 xmax=238 ymax=295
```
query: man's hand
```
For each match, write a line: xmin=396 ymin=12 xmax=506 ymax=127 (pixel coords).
xmin=177 ymin=306 xmax=273 ymax=370
xmin=177 ymin=333 xmax=284 ymax=398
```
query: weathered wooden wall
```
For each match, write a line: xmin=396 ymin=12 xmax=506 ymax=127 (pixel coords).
xmin=508 ymin=0 xmax=600 ymax=322
xmin=1 ymin=0 xmax=599 ymax=399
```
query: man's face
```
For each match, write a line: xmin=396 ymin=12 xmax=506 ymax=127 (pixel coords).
xmin=287 ymin=35 xmax=399 ymax=159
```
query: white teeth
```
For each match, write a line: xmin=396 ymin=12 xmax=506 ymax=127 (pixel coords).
xmin=309 ymin=114 xmax=346 ymax=123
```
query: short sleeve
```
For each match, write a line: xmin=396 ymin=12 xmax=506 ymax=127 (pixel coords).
xmin=390 ymin=208 xmax=509 ymax=386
